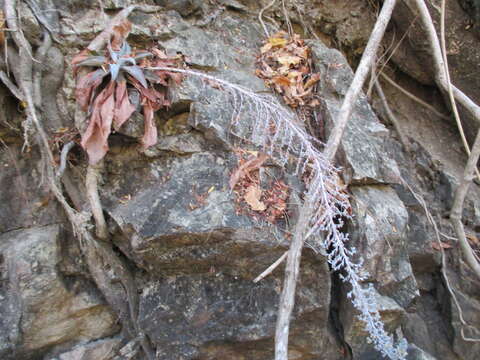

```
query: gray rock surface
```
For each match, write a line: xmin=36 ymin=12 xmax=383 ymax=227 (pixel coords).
xmin=1 ymin=1 xmax=479 ymax=359
xmin=0 ymin=226 xmax=117 ymax=359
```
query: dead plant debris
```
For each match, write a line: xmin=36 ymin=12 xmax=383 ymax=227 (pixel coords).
xmin=256 ymin=31 xmax=320 ymax=109
xmin=72 ymin=19 xmax=184 ymax=164
xmin=231 ymin=149 xmax=289 ymax=224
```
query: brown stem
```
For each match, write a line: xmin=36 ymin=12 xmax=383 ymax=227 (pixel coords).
xmin=323 ymin=0 xmax=397 ymax=162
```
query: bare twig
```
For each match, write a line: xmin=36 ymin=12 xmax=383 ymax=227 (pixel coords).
xmin=56 ymin=140 xmax=75 ymax=178
xmin=402 ymin=180 xmax=480 ymax=342
xmin=0 ymin=69 xmax=24 ymax=101
xmin=374 ymin=78 xmax=411 ymax=151
xmin=450 ymin=130 xmax=480 ymax=280
xmin=323 ymin=0 xmax=397 ymax=162
xmin=439 ymin=0 xmax=480 ymax=181
xmin=253 ymin=251 xmax=288 ymax=283
xmin=275 ymin=199 xmax=312 ymax=360
xmin=33 ymin=31 xmax=52 ymax=107
xmin=412 ymin=0 xmax=480 ymax=280
xmin=86 ymin=4 xmax=161 ymax=52
xmin=412 ymin=0 xmax=480 ymax=124
xmin=86 ymin=163 xmax=108 ymax=240
xmin=258 ymin=0 xmax=277 ymax=38
xmin=379 ymin=72 xmax=449 ymax=120
xmin=281 ymin=0 xmax=293 ymax=36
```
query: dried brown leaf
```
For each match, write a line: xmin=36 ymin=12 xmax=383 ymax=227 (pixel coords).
xmin=272 ymin=76 xmax=291 ymax=87
xmin=244 ymin=185 xmax=266 ymax=211
xmin=111 ymin=19 xmax=132 ymax=49
xmin=304 ymin=73 xmax=321 ymax=89
xmin=276 ymin=55 xmax=302 ymax=67
xmin=113 ymin=80 xmax=136 ymax=130
xmin=229 ymin=152 xmax=268 ymax=189
xmin=81 ymin=81 xmax=116 ymax=164
xmin=141 ymin=102 xmax=157 ymax=149
xmin=431 ymin=241 xmax=453 ymax=251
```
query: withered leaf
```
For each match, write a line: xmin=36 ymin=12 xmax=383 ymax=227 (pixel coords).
xmin=268 ymin=37 xmax=288 ymax=47
xmin=431 ymin=241 xmax=453 ymax=251
xmin=229 ymin=152 xmax=268 ymax=189
xmin=272 ymin=76 xmax=291 ymax=87
xmin=304 ymin=73 xmax=321 ymax=89
xmin=244 ymin=185 xmax=266 ymax=211
xmin=277 ymin=55 xmax=302 ymax=67
xmin=113 ymin=80 xmax=136 ymax=131
xmin=141 ymin=102 xmax=158 ymax=149
xmin=75 ymin=69 xmax=107 ymax=111
xmin=81 ymin=81 xmax=116 ymax=164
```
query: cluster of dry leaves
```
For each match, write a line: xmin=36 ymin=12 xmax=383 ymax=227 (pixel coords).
xmin=256 ymin=31 xmax=320 ymax=109
xmin=230 ymin=149 xmax=289 ymax=224
xmin=72 ymin=19 xmax=183 ymax=164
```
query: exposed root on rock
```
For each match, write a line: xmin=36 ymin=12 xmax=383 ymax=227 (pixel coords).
xmin=3 ymin=1 xmax=156 ymax=358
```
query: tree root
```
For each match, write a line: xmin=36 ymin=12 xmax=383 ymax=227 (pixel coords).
xmin=412 ymin=0 xmax=480 ymax=281
xmin=3 ymin=1 xmax=156 ymax=358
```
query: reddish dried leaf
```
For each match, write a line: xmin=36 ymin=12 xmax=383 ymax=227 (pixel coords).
xmin=272 ymin=76 xmax=291 ymax=87
xmin=111 ymin=19 xmax=132 ymax=49
xmin=72 ymin=49 xmax=91 ymax=67
xmin=229 ymin=153 xmax=268 ymax=189
xmin=80 ymin=81 xmax=116 ymax=164
xmin=75 ymin=69 xmax=106 ymax=111
xmin=141 ymin=102 xmax=158 ymax=149
xmin=113 ymin=80 xmax=136 ymax=130
xmin=431 ymin=241 xmax=453 ymax=251
xmin=244 ymin=185 xmax=266 ymax=211
xmin=304 ymin=73 xmax=321 ymax=89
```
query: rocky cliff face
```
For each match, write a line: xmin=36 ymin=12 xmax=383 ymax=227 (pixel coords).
xmin=0 ymin=1 xmax=479 ymax=359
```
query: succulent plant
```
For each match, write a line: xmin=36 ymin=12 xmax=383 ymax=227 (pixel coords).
xmin=73 ymin=34 xmax=183 ymax=164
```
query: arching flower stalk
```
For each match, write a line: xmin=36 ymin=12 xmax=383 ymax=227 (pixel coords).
xmin=146 ymin=67 xmax=408 ymax=359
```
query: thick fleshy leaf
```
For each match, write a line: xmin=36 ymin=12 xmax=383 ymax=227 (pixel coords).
xmin=75 ymin=69 xmax=107 ymax=111
xmin=80 ymin=81 xmax=116 ymax=164
xmin=113 ymin=80 xmax=136 ymax=130
xmin=144 ymin=70 xmax=161 ymax=83
xmin=118 ymin=57 xmax=136 ymax=67
xmin=108 ymin=41 xmax=118 ymax=62
xmin=109 ymin=63 xmax=121 ymax=81
xmin=141 ymin=102 xmax=157 ymax=149
xmin=76 ymin=56 xmax=107 ymax=67
xmin=122 ymin=65 xmax=148 ymax=88
xmin=119 ymin=41 xmax=131 ymax=57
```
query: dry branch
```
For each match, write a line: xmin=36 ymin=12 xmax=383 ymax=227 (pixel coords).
xmin=4 ymin=2 xmax=156 ymax=358
xmin=374 ymin=78 xmax=411 ymax=151
xmin=402 ymin=180 xmax=480 ymax=342
xmin=412 ymin=0 xmax=480 ymax=124
xmin=275 ymin=201 xmax=311 ymax=360
xmin=379 ymin=72 xmax=449 ymax=120
xmin=253 ymin=251 xmax=288 ymax=283
xmin=323 ymin=0 xmax=398 ymax=162
xmin=450 ymin=130 xmax=480 ymax=279
xmin=412 ymin=0 xmax=480 ymax=280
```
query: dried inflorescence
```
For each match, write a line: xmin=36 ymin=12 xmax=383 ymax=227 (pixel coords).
xmin=121 ymin=55 xmax=409 ymax=360
xmin=72 ymin=20 xmax=183 ymax=164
